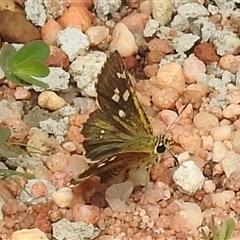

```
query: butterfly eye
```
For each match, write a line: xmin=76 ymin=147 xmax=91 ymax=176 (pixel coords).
xmin=156 ymin=144 xmax=166 ymax=153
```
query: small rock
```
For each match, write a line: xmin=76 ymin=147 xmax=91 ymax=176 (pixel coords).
xmin=185 ymin=83 xmax=207 ymax=100
xmin=121 ymin=12 xmax=149 ymax=34
xmin=203 ymin=180 xmax=216 ymax=194
xmin=10 ymin=228 xmax=48 ymax=240
xmin=193 ymin=42 xmax=220 ymax=64
xmin=33 ymin=212 xmax=52 ymax=233
xmin=143 ymin=64 xmax=159 ymax=78
xmin=143 ymin=19 xmax=159 ymax=37
xmin=219 ymin=54 xmax=240 ymax=74
xmin=67 ymin=126 xmax=84 ymax=150
xmin=183 ymin=54 xmax=206 ymax=84
xmin=64 ymin=155 xmax=89 ymax=179
xmin=52 ymin=218 xmax=100 ymax=240
xmin=57 ymin=27 xmax=90 ymax=61
xmin=178 ymin=3 xmax=209 ymax=19
xmin=210 ymin=125 xmax=232 ymax=141
xmin=73 ymin=204 xmax=100 ymax=224
xmin=151 ymin=86 xmax=179 ymax=110
xmin=23 ymin=106 xmax=59 ymax=128
xmin=24 ymin=0 xmax=47 ymax=26
xmin=227 ymin=84 xmax=240 ymax=104
xmin=94 ymin=0 xmax=121 ymax=20
xmin=46 ymin=152 xmax=68 ymax=173
xmin=179 ymin=202 xmax=203 ymax=232
xmin=152 ymin=62 xmax=185 ymax=94
xmin=222 ymin=104 xmax=240 ymax=119
xmin=211 ymin=29 xmax=240 ymax=56
xmin=193 ymin=112 xmax=219 ymax=132
xmin=38 ymin=91 xmax=66 ymax=111
xmin=212 ymin=190 xmax=235 ymax=209
xmin=0 ymin=10 xmax=40 ymax=43
xmin=20 ymin=179 xmax=56 ymax=205
xmin=0 ymin=117 xmax=29 ymax=142
xmin=69 ymin=114 xmax=88 ymax=127
xmin=45 ymin=46 xmax=70 ymax=70
xmin=105 ymin=181 xmax=134 ymax=212
xmin=27 ymin=129 xmax=66 ymax=158
xmin=143 ymin=181 xmax=171 ymax=204
xmin=85 ymin=26 xmax=109 ymax=46
xmin=201 ymin=135 xmax=214 ymax=151
xmin=224 ymin=171 xmax=240 ymax=191
xmin=177 ymin=129 xmax=202 ymax=154
xmin=173 ymin=161 xmax=204 ymax=195
xmin=172 ymin=33 xmax=200 ymax=53
xmin=43 ymin=0 xmax=69 ymax=19
xmin=52 ymin=187 xmax=73 ymax=208
xmin=41 ymin=20 xmax=62 ymax=45
xmin=146 ymin=50 xmax=165 ymax=64
xmin=231 ymin=129 xmax=240 ymax=154
xmin=147 ymin=38 xmax=174 ymax=54
xmin=62 ymin=141 xmax=77 ymax=152
xmin=14 ymin=87 xmax=31 ymax=100
xmin=109 ymin=22 xmax=138 ymax=57
xmin=152 ymin=0 xmax=172 ymax=26
xmin=140 ymin=0 xmax=151 ymax=15
xmin=57 ymin=4 xmax=92 ymax=31
xmin=31 ymin=181 xmax=48 ymax=198
xmin=221 ymin=151 xmax=240 ymax=178
xmin=69 ymin=51 xmax=107 ymax=97
xmin=0 ymin=100 xmax=22 ymax=123
xmin=128 ymin=168 xmax=149 ymax=187
xmin=212 ymin=141 xmax=229 ymax=163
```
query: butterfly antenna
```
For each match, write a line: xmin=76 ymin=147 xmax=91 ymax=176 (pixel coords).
xmin=164 ymin=101 xmax=191 ymax=167
xmin=164 ymin=101 xmax=191 ymax=135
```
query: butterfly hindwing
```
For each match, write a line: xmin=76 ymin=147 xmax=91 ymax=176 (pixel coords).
xmin=77 ymin=152 xmax=152 ymax=182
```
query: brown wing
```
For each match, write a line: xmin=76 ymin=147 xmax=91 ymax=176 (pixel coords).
xmin=74 ymin=152 xmax=152 ymax=183
xmin=82 ymin=51 xmax=154 ymax=161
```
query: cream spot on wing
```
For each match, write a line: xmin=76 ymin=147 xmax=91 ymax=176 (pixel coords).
xmin=112 ymin=93 xmax=120 ymax=102
xmin=100 ymin=129 xmax=105 ymax=134
xmin=97 ymin=162 xmax=106 ymax=168
xmin=114 ymin=88 xmax=120 ymax=94
xmin=108 ymin=156 xmax=117 ymax=162
xmin=119 ymin=109 xmax=126 ymax=118
xmin=116 ymin=71 xmax=126 ymax=79
xmin=123 ymin=89 xmax=130 ymax=101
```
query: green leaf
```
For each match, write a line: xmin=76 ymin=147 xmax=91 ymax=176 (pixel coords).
xmin=13 ymin=72 xmax=49 ymax=88
xmin=219 ymin=218 xmax=235 ymax=240
xmin=12 ymin=60 xmax=50 ymax=77
xmin=0 ymin=146 xmax=19 ymax=158
xmin=211 ymin=216 xmax=219 ymax=240
xmin=0 ymin=127 xmax=11 ymax=145
xmin=12 ymin=40 xmax=50 ymax=65
xmin=4 ymin=71 xmax=27 ymax=86
xmin=0 ymin=44 xmax=17 ymax=73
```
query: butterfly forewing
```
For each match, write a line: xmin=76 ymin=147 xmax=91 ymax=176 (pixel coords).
xmin=82 ymin=51 xmax=155 ymax=161
xmin=97 ymin=51 xmax=152 ymax=134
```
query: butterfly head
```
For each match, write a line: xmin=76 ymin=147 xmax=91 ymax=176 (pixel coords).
xmin=155 ymin=134 xmax=179 ymax=166
xmin=155 ymin=134 xmax=171 ymax=154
